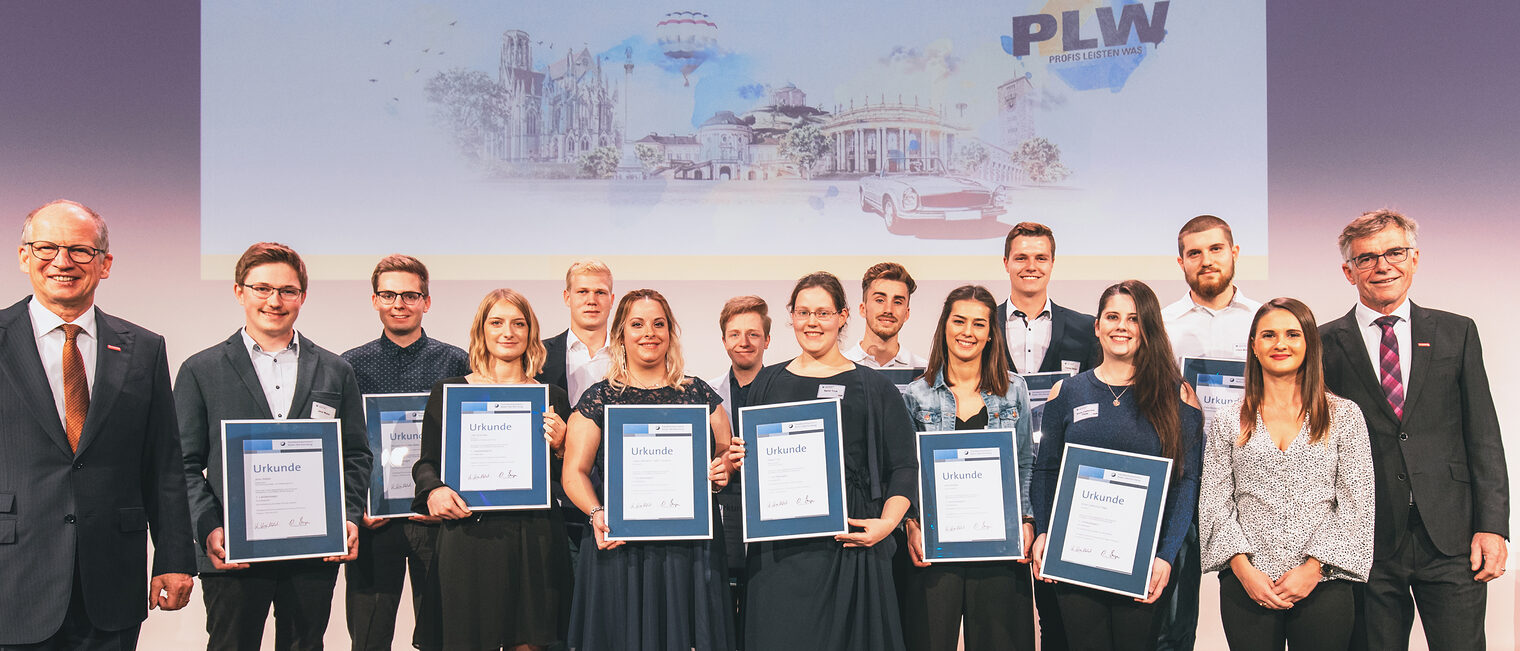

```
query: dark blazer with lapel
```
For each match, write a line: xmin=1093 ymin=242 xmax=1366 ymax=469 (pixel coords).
xmin=175 ymin=330 xmax=372 ymax=574
xmin=536 ymin=329 xmax=569 ymax=392
xmin=996 ymin=299 xmax=1101 ymax=374
xmin=1321 ymin=303 xmax=1508 ymax=558
xmin=0 ymin=298 xmax=196 ymax=645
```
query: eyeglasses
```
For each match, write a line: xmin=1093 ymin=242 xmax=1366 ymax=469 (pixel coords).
xmin=241 ymin=284 xmax=304 ymax=301
xmin=791 ymin=308 xmax=840 ymax=321
xmin=376 ymin=291 xmax=426 ymax=306
xmin=1348 ymin=246 xmax=1413 ymax=270
xmin=25 ymin=241 xmax=106 ymax=264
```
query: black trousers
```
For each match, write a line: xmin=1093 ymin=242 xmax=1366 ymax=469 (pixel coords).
xmin=1034 ymin=572 xmax=1069 ymax=650
xmin=1218 ymin=570 xmax=1354 ymax=651
xmin=0 ymin=561 xmax=139 ymax=651
xmin=901 ymin=560 xmax=1035 ymax=651
xmin=201 ymin=561 xmax=340 ymax=651
xmin=345 ymin=521 xmax=438 ymax=651
xmin=1353 ymin=509 xmax=1487 ymax=651
xmin=1053 ymin=583 xmax=1161 ymax=651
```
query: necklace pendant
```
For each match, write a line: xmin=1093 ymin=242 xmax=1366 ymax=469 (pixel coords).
xmin=1113 ymin=399 xmax=1121 ymax=407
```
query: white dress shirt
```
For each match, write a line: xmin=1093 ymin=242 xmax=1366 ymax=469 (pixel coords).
xmin=241 ymin=328 xmax=300 ymax=419
xmin=842 ymin=342 xmax=928 ymax=369
xmin=1005 ymin=298 xmax=1052 ymax=372
xmin=29 ymin=297 xmax=99 ymax=427
xmin=1161 ymin=287 xmax=1262 ymax=361
xmin=1354 ymin=299 xmax=1412 ymax=390
xmin=565 ymin=331 xmax=611 ymax=408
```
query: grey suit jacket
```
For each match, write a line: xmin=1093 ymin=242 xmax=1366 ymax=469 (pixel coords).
xmin=1321 ymin=303 xmax=1508 ymax=558
xmin=176 ymin=330 xmax=372 ymax=574
xmin=0 ymin=298 xmax=196 ymax=645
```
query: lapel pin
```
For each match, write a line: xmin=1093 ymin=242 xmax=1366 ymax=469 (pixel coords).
xmin=1416 ymin=342 xmax=1430 ymax=347
xmin=106 ymin=344 xmax=122 ymax=351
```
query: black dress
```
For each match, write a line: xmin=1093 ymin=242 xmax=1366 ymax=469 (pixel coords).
xmin=567 ymin=378 xmax=735 ymax=651
xmin=412 ymin=378 xmax=574 ymax=650
xmin=744 ymin=364 xmax=918 ymax=651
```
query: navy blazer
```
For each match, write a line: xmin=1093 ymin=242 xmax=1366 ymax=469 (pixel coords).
xmin=175 ymin=330 xmax=372 ymax=574
xmin=995 ymin=299 xmax=1100 ymax=374
xmin=1320 ymin=303 xmax=1508 ymax=558
xmin=536 ymin=329 xmax=569 ymax=392
xmin=0 ymin=298 xmax=196 ymax=645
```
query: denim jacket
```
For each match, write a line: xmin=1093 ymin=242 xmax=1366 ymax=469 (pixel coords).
xmin=901 ymin=370 xmax=1035 ymax=517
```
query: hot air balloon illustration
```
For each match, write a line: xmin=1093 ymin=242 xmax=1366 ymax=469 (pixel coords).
xmin=656 ymin=11 xmax=718 ymax=86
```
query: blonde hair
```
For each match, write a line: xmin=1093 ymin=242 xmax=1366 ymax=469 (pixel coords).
xmin=467 ymin=289 xmax=547 ymax=381
xmin=605 ymin=289 xmax=688 ymax=390
xmin=564 ymin=259 xmax=613 ymax=290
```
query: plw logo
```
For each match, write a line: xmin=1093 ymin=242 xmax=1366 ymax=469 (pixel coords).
xmin=1008 ymin=1 xmax=1170 ymax=57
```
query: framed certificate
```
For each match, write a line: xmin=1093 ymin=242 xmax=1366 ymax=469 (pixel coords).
xmin=602 ymin=405 xmax=714 ymax=541
xmin=875 ymin=367 xmax=925 ymax=394
xmin=1019 ymin=371 xmax=1074 ymax=451
xmin=738 ymin=398 xmax=848 ymax=543
xmin=362 ymin=393 xmax=428 ymax=518
xmin=440 ymin=384 xmax=552 ymax=511
xmin=220 ymin=419 xmax=349 ymax=563
xmin=1041 ymin=443 xmax=1172 ymax=599
xmin=916 ymin=429 xmax=1024 ymax=562
xmin=1180 ymin=357 xmax=1246 ymax=432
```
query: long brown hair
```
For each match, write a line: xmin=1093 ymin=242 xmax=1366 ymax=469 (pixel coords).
xmin=467 ymin=289 xmax=547 ymax=380
xmin=922 ymin=285 xmax=1009 ymax=395
xmin=1097 ymin=280 xmax=1185 ymax=475
xmin=606 ymin=289 xmax=688 ymax=389
xmin=1237 ymin=298 xmax=1332 ymax=446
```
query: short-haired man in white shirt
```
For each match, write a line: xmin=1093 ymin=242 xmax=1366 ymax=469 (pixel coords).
xmin=1162 ymin=215 xmax=1262 ymax=362
xmin=537 ymin=259 xmax=615 ymax=407
xmin=1157 ymin=214 xmax=1261 ymax=651
xmin=842 ymin=262 xmax=927 ymax=369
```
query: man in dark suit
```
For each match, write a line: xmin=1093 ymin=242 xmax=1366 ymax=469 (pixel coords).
xmin=994 ymin=221 xmax=1098 ymax=651
xmin=996 ymin=221 xmax=1100 ymax=375
xmin=1321 ymin=209 xmax=1508 ymax=651
xmin=1 ymin=199 xmax=196 ymax=648
xmin=177 ymin=242 xmax=370 ymax=650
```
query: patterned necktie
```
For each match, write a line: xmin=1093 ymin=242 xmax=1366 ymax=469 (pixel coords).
xmin=1374 ymin=315 xmax=1404 ymax=419
xmin=61 ymin=324 xmax=89 ymax=452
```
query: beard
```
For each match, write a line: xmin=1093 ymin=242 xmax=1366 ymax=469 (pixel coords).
xmin=1188 ymin=266 xmax=1234 ymax=300
xmin=868 ymin=318 xmax=903 ymax=340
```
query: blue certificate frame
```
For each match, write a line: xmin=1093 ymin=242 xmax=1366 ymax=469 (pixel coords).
xmin=738 ymin=398 xmax=848 ymax=543
xmin=1180 ymin=357 xmax=1247 ymax=431
xmin=875 ymin=367 xmax=925 ymax=394
xmin=1041 ymin=443 xmax=1172 ymax=599
xmin=1018 ymin=371 xmax=1073 ymax=454
xmin=440 ymin=384 xmax=551 ymax=511
xmin=220 ymin=419 xmax=348 ymax=563
xmin=602 ymin=405 xmax=714 ymax=541
xmin=363 ymin=393 xmax=428 ymax=518
xmin=916 ymin=429 xmax=1024 ymax=562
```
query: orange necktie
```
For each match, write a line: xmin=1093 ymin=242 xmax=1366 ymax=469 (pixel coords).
xmin=61 ymin=324 xmax=89 ymax=452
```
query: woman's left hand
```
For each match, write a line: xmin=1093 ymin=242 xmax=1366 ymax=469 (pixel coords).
xmin=725 ymin=437 xmax=746 ymax=470
xmin=1273 ymin=560 xmax=1321 ymax=604
xmin=543 ymin=411 xmax=566 ymax=456
xmin=835 ymin=518 xmax=895 ymax=548
xmin=1137 ymin=558 xmax=1172 ymax=604
xmin=708 ymin=455 xmax=729 ymax=488
xmin=1019 ymin=522 xmax=1036 ymax=563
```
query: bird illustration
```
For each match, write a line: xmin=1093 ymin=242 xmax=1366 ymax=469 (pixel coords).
xmin=369 ymin=78 xmax=378 ymax=82
xmin=423 ymin=48 xmax=430 ymax=53
xmin=383 ymin=39 xmax=391 ymax=45
xmin=438 ymin=51 xmax=445 ymax=55
xmin=448 ymin=20 xmax=457 ymax=26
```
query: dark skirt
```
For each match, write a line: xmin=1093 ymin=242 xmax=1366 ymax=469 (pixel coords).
xmin=744 ymin=533 xmax=906 ymax=651
xmin=433 ymin=509 xmax=572 ymax=650
xmin=567 ymin=514 xmax=735 ymax=651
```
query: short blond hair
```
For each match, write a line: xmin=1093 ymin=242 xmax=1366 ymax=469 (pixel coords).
xmin=564 ymin=259 xmax=613 ymax=290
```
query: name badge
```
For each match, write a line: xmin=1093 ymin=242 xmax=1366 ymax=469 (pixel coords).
xmin=817 ymin=384 xmax=846 ymax=399
xmin=1061 ymin=360 xmax=1081 ymax=375
xmin=1074 ymin=403 xmax=1100 ymax=422
xmin=311 ymin=402 xmax=337 ymax=419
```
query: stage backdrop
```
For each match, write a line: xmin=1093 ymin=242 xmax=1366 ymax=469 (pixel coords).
xmin=0 ymin=1 xmax=1515 ymax=649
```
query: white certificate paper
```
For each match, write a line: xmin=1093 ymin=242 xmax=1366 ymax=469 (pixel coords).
xmin=380 ymin=410 xmax=423 ymax=500
xmin=756 ymin=418 xmax=830 ymax=521
xmin=933 ymin=447 xmax=1007 ymax=543
xmin=244 ymin=438 xmax=329 ymax=541
xmin=1194 ymin=372 xmax=1244 ymax=432
xmin=458 ymin=401 xmax=533 ymax=492
xmin=1060 ymin=465 xmax=1150 ymax=574
xmin=621 ymin=423 xmax=696 ymax=521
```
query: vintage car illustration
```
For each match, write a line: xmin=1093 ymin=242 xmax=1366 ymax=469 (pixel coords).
xmin=859 ymin=157 xmax=1007 ymax=233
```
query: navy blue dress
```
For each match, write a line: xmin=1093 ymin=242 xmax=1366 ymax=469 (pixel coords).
xmin=567 ymin=378 xmax=734 ymax=651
